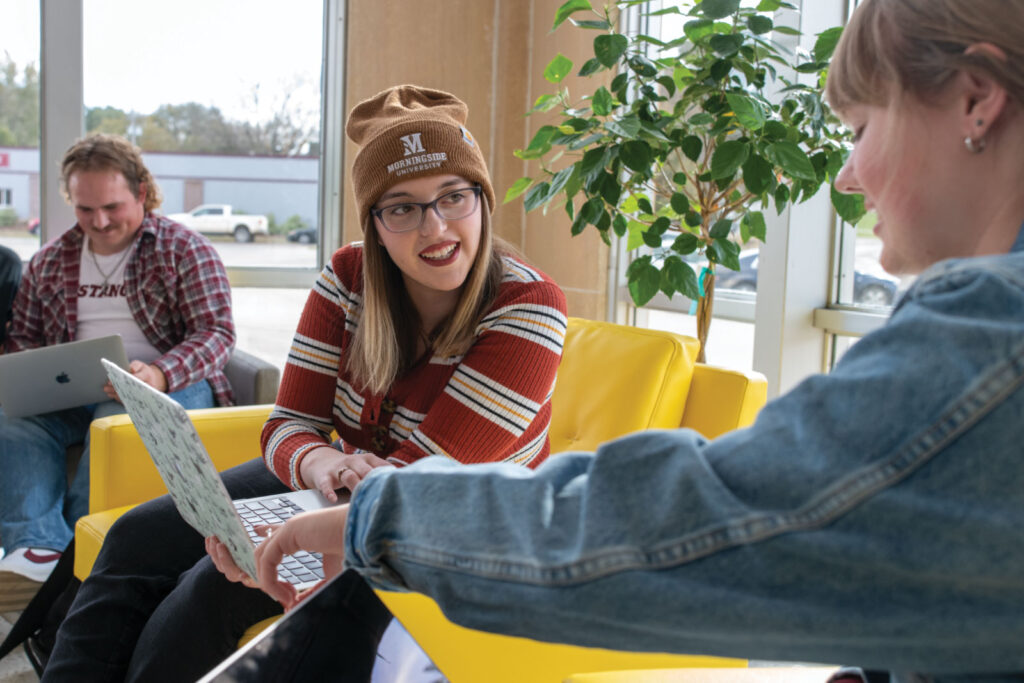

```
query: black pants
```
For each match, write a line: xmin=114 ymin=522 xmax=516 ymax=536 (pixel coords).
xmin=44 ymin=459 xmax=294 ymax=682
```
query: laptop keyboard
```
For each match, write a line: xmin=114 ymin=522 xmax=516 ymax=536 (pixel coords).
xmin=234 ymin=497 xmax=325 ymax=586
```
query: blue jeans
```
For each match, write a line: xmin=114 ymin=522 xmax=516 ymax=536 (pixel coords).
xmin=0 ymin=379 xmax=214 ymax=552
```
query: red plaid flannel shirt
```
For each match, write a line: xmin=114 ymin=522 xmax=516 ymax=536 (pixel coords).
xmin=8 ymin=214 xmax=236 ymax=405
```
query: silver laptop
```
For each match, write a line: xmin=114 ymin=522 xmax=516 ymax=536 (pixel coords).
xmin=0 ymin=335 xmax=129 ymax=418
xmin=102 ymin=359 xmax=340 ymax=589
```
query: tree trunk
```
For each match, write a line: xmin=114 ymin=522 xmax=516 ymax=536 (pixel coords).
xmin=695 ymin=266 xmax=715 ymax=363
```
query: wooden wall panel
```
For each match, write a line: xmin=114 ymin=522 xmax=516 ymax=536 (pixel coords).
xmin=340 ymin=0 xmax=609 ymax=320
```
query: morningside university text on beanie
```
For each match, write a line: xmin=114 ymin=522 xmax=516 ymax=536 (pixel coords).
xmin=346 ymin=85 xmax=496 ymax=227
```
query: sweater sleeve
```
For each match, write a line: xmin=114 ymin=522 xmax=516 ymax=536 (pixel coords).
xmin=261 ymin=253 xmax=355 ymax=489
xmin=388 ymin=273 xmax=567 ymax=467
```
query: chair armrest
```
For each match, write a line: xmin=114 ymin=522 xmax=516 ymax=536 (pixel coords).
xmin=224 ymin=348 xmax=281 ymax=406
xmin=88 ymin=404 xmax=274 ymax=513
xmin=374 ymin=590 xmax=745 ymax=682
xmin=679 ymin=364 xmax=767 ymax=439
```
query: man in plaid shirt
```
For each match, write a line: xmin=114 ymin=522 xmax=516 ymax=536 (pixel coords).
xmin=0 ymin=134 xmax=236 ymax=609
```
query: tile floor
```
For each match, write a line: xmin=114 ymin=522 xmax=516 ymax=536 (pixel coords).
xmin=0 ymin=611 xmax=35 ymax=682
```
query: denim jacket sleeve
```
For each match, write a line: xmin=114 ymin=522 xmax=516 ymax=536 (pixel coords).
xmin=344 ymin=245 xmax=1024 ymax=676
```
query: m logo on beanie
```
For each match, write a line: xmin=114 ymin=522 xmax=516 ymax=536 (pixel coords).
xmin=400 ymin=133 xmax=425 ymax=156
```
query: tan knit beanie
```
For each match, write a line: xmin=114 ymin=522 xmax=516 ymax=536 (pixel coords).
xmin=347 ymin=85 xmax=495 ymax=228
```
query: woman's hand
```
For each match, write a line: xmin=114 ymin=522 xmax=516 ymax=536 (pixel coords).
xmin=206 ymin=534 xmax=262 ymax=589
xmin=299 ymin=447 xmax=392 ymax=502
xmin=253 ymin=505 xmax=351 ymax=609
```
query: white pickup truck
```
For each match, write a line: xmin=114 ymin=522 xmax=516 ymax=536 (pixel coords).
xmin=167 ymin=204 xmax=269 ymax=243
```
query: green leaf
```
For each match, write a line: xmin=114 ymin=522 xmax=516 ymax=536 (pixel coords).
xmin=765 ymin=140 xmax=816 ymax=181
xmin=688 ymin=112 xmax=714 ymax=127
xmin=672 ymin=231 xmax=701 ymax=255
xmin=673 ymin=172 xmax=688 ymax=186
xmin=612 ymin=213 xmax=628 ymax=237
xmin=683 ymin=19 xmax=715 ymax=42
xmin=599 ymin=172 xmax=622 ymax=205
xmin=831 ymin=184 xmax=867 ymax=224
xmin=594 ymin=34 xmax=629 ymax=68
xmin=773 ymin=25 xmax=801 ymax=36
xmin=709 ymin=34 xmax=744 ymax=57
xmin=651 ymin=216 xmax=671 ymax=234
xmin=552 ymin=0 xmax=593 ymax=31
xmin=571 ymin=18 xmax=612 ymax=30
xmin=740 ymin=210 xmax=767 ymax=242
xmin=620 ymin=194 xmax=639 ymax=214
xmin=626 ymin=220 xmax=647 ymax=250
xmin=747 ymin=15 xmax=773 ymax=34
xmin=628 ymin=55 xmax=658 ymax=77
xmin=544 ymin=54 xmax=574 ymax=84
xmin=627 ymin=259 xmax=662 ymax=306
xmin=681 ymin=135 xmax=703 ymax=162
xmin=698 ymin=0 xmax=741 ymax=20
xmin=756 ymin=0 xmax=782 ymax=10
xmin=523 ymin=182 xmax=550 ymax=212
xmin=604 ymin=115 xmax=641 ymax=138
xmin=710 ymin=218 xmax=732 ymax=239
xmin=637 ymin=197 xmax=653 ymax=215
xmin=578 ymin=57 xmax=604 ymax=77
xmin=774 ymin=184 xmax=791 ymax=213
xmin=710 ymin=238 xmax=741 ymax=270
xmin=725 ymin=93 xmax=767 ymax=130
xmin=662 ymin=255 xmax=700 ymax=300
xmin=762 ymin=120 xmax=788 ymax=141
xmin=709 ymin=58 xmax=733 ymax=82
xmin=684 ymin=211 xmax=703 ymax=228
xmin=504 ymin=177 xmax=533 ymax=204
xmin=710 ymin=139 xmax=750 ymax=180
xmin=642 ymin=228 xmax=663 ymax=248
xmin=741 ymin=153 xmax=774 ymax=196
xmin=530 ymin=94 xmax=560 ymax=113
xmin=813 ymin=27 xmax=843 ymax=63
xmin=579 ymin=147 xmax=608 ymax=180
xmin=591 ymin=86 xmax=614 ymax=116
xmin=619 ymin=140 xmax=653 ymax=172
xmin=547 ymin=165 xmax=575 ymax=200
xmin=670 ymin=192 xmax=689 ymax=215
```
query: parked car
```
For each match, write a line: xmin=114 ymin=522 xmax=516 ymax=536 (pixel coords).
xmin=27 ymin=218 xmax=39 ymax=235
xmin=716 ymin=252 xmax=899 ymax=306
xmin=286 ymin=226 xmax=317 ymax=244
xmin=166 ymin=204 xmax=269 ymax=243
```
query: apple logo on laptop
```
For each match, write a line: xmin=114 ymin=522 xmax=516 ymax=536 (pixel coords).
xmin=56 ymin=372 xmax=70 ymax=384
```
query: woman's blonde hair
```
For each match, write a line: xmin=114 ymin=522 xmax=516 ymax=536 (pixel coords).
xmin=60 ymin=133 xmax=163 ymax=213
xmin=827 ymin=0 xmax=1024 ymax=114
xmin=347 ymin=193 xmax=506 ymax=394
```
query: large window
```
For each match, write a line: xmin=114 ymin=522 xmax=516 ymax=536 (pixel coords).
xmin=0 ymin=0 xmax=41 ymax=262
xmin=78 ymin=0 xmax=328 ymax=367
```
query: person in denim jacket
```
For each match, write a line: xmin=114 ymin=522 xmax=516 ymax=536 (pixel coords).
xmin=223 ymin=1 xmax=1024 ymax=680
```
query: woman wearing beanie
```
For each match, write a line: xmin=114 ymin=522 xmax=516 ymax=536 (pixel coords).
xmin=43 ymin=85 xmax=567 ymax=682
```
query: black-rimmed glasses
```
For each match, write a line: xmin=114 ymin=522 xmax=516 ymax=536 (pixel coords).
xmin=371 ymin=185 xmax=482 ymax=233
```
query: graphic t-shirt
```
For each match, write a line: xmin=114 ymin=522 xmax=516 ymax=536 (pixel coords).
xmin=77 ymin=239 xmax=161 ymax=363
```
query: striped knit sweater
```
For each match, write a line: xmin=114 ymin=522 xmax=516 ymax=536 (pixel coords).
xmin=262 ymin=243 xmax=568 ymax=490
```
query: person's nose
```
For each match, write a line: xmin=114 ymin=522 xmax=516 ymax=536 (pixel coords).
xmin=94 ymin=210 xmax=111 ymax=229
xmin=833 ymin=153 xmax=861 ymax=196
xmin=419 ymin=206 xmax=447 ymax=237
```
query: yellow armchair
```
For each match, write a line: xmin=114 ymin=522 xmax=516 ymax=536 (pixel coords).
xmin=74 ymin=318 xmax=768 ymax=682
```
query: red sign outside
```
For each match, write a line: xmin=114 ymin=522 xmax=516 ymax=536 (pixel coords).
xmin=0 ymin=153 xmax=9 ymax=167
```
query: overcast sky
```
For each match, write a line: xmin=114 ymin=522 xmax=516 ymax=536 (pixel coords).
xmin=1 ymin=0 xmax=323 ymax=124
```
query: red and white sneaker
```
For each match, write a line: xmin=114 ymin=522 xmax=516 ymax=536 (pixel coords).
xmin=0 ymin=547 xmax=61 ymax=612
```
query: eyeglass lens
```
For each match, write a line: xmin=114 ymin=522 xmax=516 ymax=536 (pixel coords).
xmin=378 ymin=187 xmax=479 ymax=232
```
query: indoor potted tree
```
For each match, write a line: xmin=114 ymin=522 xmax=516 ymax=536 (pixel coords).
xmin=507 ymin=0 xmax=864 ymax=361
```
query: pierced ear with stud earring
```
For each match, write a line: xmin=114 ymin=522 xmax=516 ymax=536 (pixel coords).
xmin=965 ymin=118 xmax=987 ymax=153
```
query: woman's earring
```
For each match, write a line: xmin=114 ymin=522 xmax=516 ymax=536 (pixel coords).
xmin=964 ymin=135 xmax=986 ymax=153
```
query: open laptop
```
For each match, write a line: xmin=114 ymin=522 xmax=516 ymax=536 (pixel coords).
xmin=101 ymin=358 xmax=340 ymax=588
xmin=0 ymin=335 xmax=129 ymax=418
